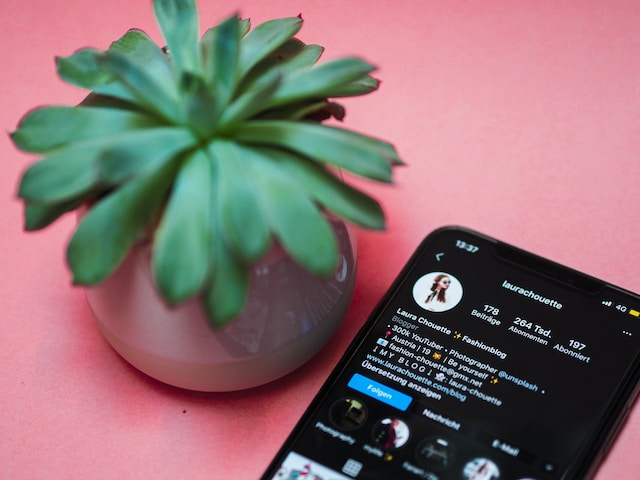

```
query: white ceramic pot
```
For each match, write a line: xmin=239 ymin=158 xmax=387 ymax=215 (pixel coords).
xmin=85 ymin=220 xmax=357 ymax=392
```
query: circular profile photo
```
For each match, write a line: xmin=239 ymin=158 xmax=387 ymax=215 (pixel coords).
xmin=329 ymin=397 xmax=367 ymax=431
xmin=412 ymin=272 xmax=463 ymax=312
xmin=371 ymin=417 xmax=410 ymax=450
xmin=462 ymin=457 xmax=500 ymax=480
xmin=415 ymin=436 xmax=456 ymax=471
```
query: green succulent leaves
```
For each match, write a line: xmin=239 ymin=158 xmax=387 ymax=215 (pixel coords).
xmin=13 ymin=0 xmax=401 ymax=326
xmin=152 ymin=150 xmax=212 ymax=304
xmin=153 ymin=0 xmax=202 ymax=75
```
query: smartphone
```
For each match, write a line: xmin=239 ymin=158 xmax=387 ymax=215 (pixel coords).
xmin=260 ymin=226 xmax=640 ymax=480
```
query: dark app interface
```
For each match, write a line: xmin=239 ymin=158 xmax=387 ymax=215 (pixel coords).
xmin=267 ymin=230 xmax=640 ymax=480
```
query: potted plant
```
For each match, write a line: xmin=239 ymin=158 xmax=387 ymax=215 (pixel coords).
xmin=11 ymin=0 xmax=401 ymax=391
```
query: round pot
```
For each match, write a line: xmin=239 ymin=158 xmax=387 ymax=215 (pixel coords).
xmin=85 ymin=220 xmax=357 ymax=392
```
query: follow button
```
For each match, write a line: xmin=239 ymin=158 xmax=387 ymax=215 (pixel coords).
xmin=347 ymin=373 xmax=412 ymax=411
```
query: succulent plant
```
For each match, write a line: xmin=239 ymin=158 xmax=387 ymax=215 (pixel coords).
xmin=12 ymin=0 xmax=401 ymax=326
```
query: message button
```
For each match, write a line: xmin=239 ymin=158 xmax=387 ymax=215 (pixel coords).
xmin=348 ymin=373 xmax=412 ymax=411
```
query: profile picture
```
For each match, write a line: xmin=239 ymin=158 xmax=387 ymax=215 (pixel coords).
xmin=412 ymin=272 xmax=463 ymax=312
xmin=371 ymin=417 xmax=410 ymax=450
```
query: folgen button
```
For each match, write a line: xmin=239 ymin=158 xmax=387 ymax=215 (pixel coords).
xmin=348 ymin=373 xmax=413 ymax=411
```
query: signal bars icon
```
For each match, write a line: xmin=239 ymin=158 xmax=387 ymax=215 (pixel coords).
xmin=602 ymin=300 xmax=613 ymax=307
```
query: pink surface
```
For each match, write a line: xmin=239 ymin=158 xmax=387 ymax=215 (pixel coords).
xmin=2 ymin=0 xmax=640 ymax=478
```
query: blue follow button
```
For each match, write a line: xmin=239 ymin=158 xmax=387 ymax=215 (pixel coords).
xmin=348 ymin=373 xmax=412 ymax=411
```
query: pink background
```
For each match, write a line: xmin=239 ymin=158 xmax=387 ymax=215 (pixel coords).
xmin=2 ymin=0 xmax=640 ymax=478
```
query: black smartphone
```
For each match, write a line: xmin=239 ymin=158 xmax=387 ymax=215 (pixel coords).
xmin=260 ymin=226 xmax=640 ymax=480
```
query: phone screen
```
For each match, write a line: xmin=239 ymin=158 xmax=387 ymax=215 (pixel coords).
xmin=261 ymin=227 xmax=640 ymax=480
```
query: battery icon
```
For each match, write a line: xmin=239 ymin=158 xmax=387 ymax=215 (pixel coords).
xmin=630 ymin=309 xmax=640 ymax=318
